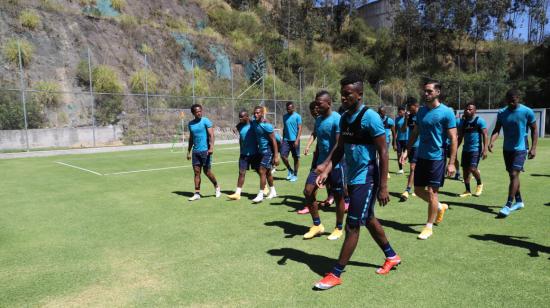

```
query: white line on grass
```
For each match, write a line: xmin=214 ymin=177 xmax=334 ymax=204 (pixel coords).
xmin=103 ymin=160 xmax=238 ymax=176
xmin=56 ymin=161 xmax=103 ymax=176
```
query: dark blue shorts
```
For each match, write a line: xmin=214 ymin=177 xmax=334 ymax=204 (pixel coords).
xmin=408 ymin=147 xmax=418 ymax=164
xmin=414 ymin=158 xmax=446 ymax=188
xmin=281 ymin=140 xmax=300 ymax=158
xmin=346 ymin=163 xmax=378 ymax=227
xmin=461 ymin=151 xmax=481 ymax=168
xmin=503 ymin=150 xmax=527 ymax=172
xmin=306 ymin=167 xmax=345 ymax=193
xmin=239 ymin=154 xmax=260 ymax=171
xmin=397 ymin=140 xmax=407 ymax=153
xmin=259 ymin=150 xmax=274 ymax=169
xmin=192 ymin=151 xmax=212 ymax=169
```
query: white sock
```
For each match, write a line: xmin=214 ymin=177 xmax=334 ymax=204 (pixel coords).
xmin=258 ymin=190 xmax=264 ymax=196
xmin=426 ymin=223 xmax=433 ymax=229
xmin=270 ymin=187 xmax=276 ymax=194
xmin=235 ymin=187 xmax=242 ymax=194
xmin=437 ymin=202 xmax=442 ymax=210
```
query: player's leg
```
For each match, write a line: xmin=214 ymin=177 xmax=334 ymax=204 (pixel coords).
xmin=203 ymin=154 xmax=220 ymax=197
xmin=499 ymin=151 xmax=526 ymax=216
xmin=401 ymin=148 xmax=417 ymax=200
xmin=280 ymin=141 xmax=293 ymax=178
xmin=365 ymin=216 xmax=401 ymax=274
xmin=266 ymin=163 xmax=277 ymax=199
xmin=228 ymin=156 xmax=248 ymax=200
xmin=460 ymin=152 xmax=472 ymax=197
xmin=328 ymin=167 xmax=345 ymax=240
xmin=415 ymin=159 xmax=448 ymax=239
xmin=396 ymin=141 xmax=404 ymax=174
xmin=291 ymin=142 xmax=300 ymax=180
xmin=303 ymin=172 xmax=323 ymax=239
xmin=189 ymin=163 xmax=202 ymax=201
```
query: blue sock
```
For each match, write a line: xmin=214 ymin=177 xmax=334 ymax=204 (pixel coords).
xmin=382 ymin=243 xmax=397 ymax=258
xmin=331 ymin=263 xmax=345 ymax=277
xmin=476 ymin=177 xmax=482 ymax=185
xmin=336 ymin=222 xmax=343 ymax=230
xmin=344 ymin=196 xmax=350 ymax=203
xmin=506 ymin=196 xmax=513 ymax=208
xmin=515 ymin=192 xmax=522 ymax=203
xmin=464 ymin=182 xmax=471 ymax=192
xmin=313 ymin=217 xmax=321 ymax=226
xmin=406 ymin=186 xmax=411 ymax=192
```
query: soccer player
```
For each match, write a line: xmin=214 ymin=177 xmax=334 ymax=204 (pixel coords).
xmin=394 ymin=106 xmax=408 ymax=174
xmin=402 ymin=81 xmax=457 ymax=240
xmin=302 ymin=91 xmax=345 ymax=241
xmin=252 ymin=106 xmax=279 ymax=203
xmin=303 ymin=101 xmax=319 ymax=156
xmin=228 ymin=111 xmax=259 ymax=200
xmin=186 ymin=104 xmax=221 ymax=201
xmin=378 ymin=106 xmax=396 ymax=179
xmin=281 ymin=102 xmax=303 ymax=182
xmin=489 ymin=89 xmax=537 ymax=217
xmin=313 ymin=75 xmax=400 ymax=290
xmin=399 ymin=97 xmax=420 ymax=200
xmin=457 ymin=103 xmax=488 ymax=197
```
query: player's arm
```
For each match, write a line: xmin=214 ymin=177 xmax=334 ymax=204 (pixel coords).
xmin=315 ymin=135 xmax=344 ymax=187
xmin=391 ymin=124 xmax=397 ymax=151
xmin=481 ymin=127 xmax=488 ymax=159
xmin=269 ymin=132 xmax=279 ymax=166
xmin=528 ymin=121 xmax=538 ymax=159
xmin=401 ymin=124 xmax=418 ymax=163
xmin=374 ymin=134 xmax=390 ymax=206
xmin=400 ymin=113 xmax=409 ymax=133
xmin=186 ymin=132 xmax=193 ymax=160
xmin=304 ymin=132 xmax=316 ymax=155
xmin=488 ymin=121 xmax=502 ymax=153
xmin=207 ymin=127 xmax=215 ymax=155
xmin=295 ymin=123 xmax=302 ymax=147
xmin=446 ymin=127 xmax=458 ymax=177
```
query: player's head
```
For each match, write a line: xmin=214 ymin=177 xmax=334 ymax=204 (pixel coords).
xmin=253 ymin=105 xmax=264 ymax=121
xmin=405 ymin=96 xmax=419 ymax=114
xmin=377 ymin=105 xmax=387 ymax=118
xmin=190 ymin=104 xmax=202 ymax=119
xmin=238 ymin=110 xmax=250 ymax=123
xmin=398 ymin=105 xmax=406 ymax=116
xmin=286 ymin=101 xmax=295 ymax=113
xmin=464 ymin=102 xmax=476 ymax=118
xmin=505 ymin=88 xmax=521 ymax=109
xmin=315 ymin=90 xmax=332 ymax=116
xmin=423 ymin=80 xmax=441 ymax=103
xmin=340 ymin=74 xmax=363 ymax=110
xmin=309 ymin=101 xmax=319 ymax=118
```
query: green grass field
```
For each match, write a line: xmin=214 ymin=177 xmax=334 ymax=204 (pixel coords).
xmin=1 ymin=140 xmax=549 ymax=307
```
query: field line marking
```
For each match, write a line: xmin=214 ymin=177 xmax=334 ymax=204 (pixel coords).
xmin=103 ymin=160 xmax=238 ymax=176
xmin=56 ymin=161 xmax=103 ymax=176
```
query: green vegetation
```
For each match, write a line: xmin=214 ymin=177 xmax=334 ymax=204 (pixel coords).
xmin=139 ymin=43 xmax=152 ymax=55
xmin=33 ymin=81 xmax=61 ymax=108
xmin=111 ymin=0 xmax=125 ymax=11
xmin=2 ymin=38 xmax=34 ymax=67
xmin=118 ymin=14 xmax=138 ymax=30
xmin=91 ymin=65 xmax=123 ymax=125
xmin=0 ymin=86 xmax=45 ymax=129
xmin=130 ymin=69 xmax=159 ymax=94
xmin=19 ymin=9 xmax=41 ymax=30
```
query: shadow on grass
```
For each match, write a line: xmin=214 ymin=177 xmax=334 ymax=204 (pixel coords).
xmin=267 ymin=247 xmax=378 ymax=277
xmin=545 ymin=202 xmax=550 ymax=206
xmin=438 ymin=190 xmax=459 ymax=197
xmin=389 ymin=191 xmax=407 ymax=202
xmin=531 ymin=173 xmax=550 ymax=177
xmin=265 ymin=220 xmax=325 ymax=238
xmin=220 ymin=190 xmax=256 ymax=200
xmin=270 ymin=194 xmax=304 ymax=211
xmin=445 ymin=201 xmax=500 ymax=215
xmin=172 ymin=191 xmax=195 ymax=198
xmin=378 ymin=219 xmax=424 ymax=234
xmin=469 ymin=234 xmax=550 ymax=259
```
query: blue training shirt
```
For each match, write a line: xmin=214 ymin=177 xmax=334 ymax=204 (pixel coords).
xmin=497 ymin=104 xmax=536 ymax=151
xmin=314 ymin=111 xmax=341 ymax=168
xmin=236 ymin=122 xmax=258 ymax=156
xmin=416 ymin=104 xmax=457 ymax=160
xmin=188 ymin=117 xmax=213 ymax=152
xmin=382 ymin=116 xmax=394 ymax=144
xmin=253 ymin=120 xmax=274 ymax=153
xmin=395 ymin=116 xmax=409 ymax=141
xmin=341 ymin=106 xmax=385 ymax=185
xmin=458 ymin=116 xmax=487 ymax=153
xmin=283 ymin=112 xmax=302 ymax=141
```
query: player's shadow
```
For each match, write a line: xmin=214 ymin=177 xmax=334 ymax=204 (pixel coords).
xmin=265 ymin=221 xmax=310 ymax=238
xmin=531 ymin=173 xmax=550 ymax=177
xmin=378 ymin=219 xmax=424 ymax=234
xmin=267 ymin=247 xmax=378 ymax=277
xmin=545 ymin=202 xmax=550 ymax=206
xmin=469 ymin=234 xmax=550 ymax=259
xmin=438 ymin=190 xmax=459 ymax=197
xmin=171 ymin=191 xmax=195 ymax=198
xmin=389 ymin=191 xmax=407 ymax=202
xmin=270 ymin=194 xmax=305 ymax=211
xmin=220 ymin=190 xmax=256 ymax=200
xmin=445 ymin=201 xmax=499 ymax=215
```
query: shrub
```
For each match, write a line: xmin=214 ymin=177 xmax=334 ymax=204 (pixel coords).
xmin=19 ymin=10 xmax=41 ymax=30
xmin=130 ymin=69 xmax=159 ymax=93
xmin=92 ymin=65 xmax=123 ymax=93
xmin=2 ymin=38 xmax=34 ymax=67
xmin=41 ymin=0 xmax=63 ymax=11
xmin=139 ymin=43 xmax=152 ymax=55
xmin=0 ymin=88 xmax=45 ymax=129
xmin=111 ymin=0 xmax=125 ymax=11
xmin=76 ymin=60 xmax=91 ymax=86
xmin=33 ymin=81 xmax=61 ymax=108
xmin=78 ymin=0 xmax=97 ymax=6
xmin=118 ymin=14 xmax=138 ymax=30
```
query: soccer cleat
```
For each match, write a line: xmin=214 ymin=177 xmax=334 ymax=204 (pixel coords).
xmin=215 ymin=187 xmax=221 ymax=198
xmin=314 ymin=273 xmax=341 ymax=290
xmin=327 ymin=228 xmax=343 ymax=240
xmin=303 ymin=224 xmax=325 ymax=239
xmin=289 ymin=175 xmax=298 ymax=182
xmin=252 ymin=193 xmax=264 ymax=203
xmin=417 ymin=227 xmax=433 ymax=240
xmin=286 ymin=170 xmax=293 ymax=180
xmin=459 ymin=191 xmax=472 ymax=198
xmin=271 ymin=168 xmax=276 ymax=175
xmin=324 ymin=195 xmax=335 ymax=206
xmin=473 ymin=184 xmax=484 ymax=196
xmin=411 ymin=192 xmax=417 ymax=197
xmin=188 ymin=193 xmax=201 ymax=201
xmin=511 ymin=202 xmax=524 ymax=211
xmin=435 ymin=203 xmax=449 ymax=224
xmin=266 ymin=190 xmax=277 ymax=199
xmin=397 ymin=169 xmax=404 ymax=175
xmin=498 ymin=205 xmax=512 ymax=217
xmin=376 ymin=255 xmax=401 ymax=275
xmin=401 ymin=191 xmax=409 ymax=201
xmin=263 ymin=186 xmax=270 ymax=196
xmin=227 ymin=192 xmax=241 ymax=200
xmin=297 ymin=207 xmax=310 ymax=214
xmin=387 ymin=173 xmax=391 ymax=179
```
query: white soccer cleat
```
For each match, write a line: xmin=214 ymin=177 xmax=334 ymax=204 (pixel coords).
xmin=215 ymin=186 xmax=221 ymax=198
xmin=252 ymin=193 xmax=264 ymax=203
xmin=266 ymin=190 xmax=277 ymax=199
xmin=397 ymin=169 xmax=404 ymax=175
xmin=188 ymin=193 xmax=201 ymax=201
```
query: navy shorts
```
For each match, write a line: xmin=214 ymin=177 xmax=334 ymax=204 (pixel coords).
xmin=192 ymin=151 xmax=212 ymax=169
xmin=414 ymin=158 xmax=446 ymax=188
xmin=346 ymin=163 xmax=379 ymax=227
xmin=239 ymin=154 xmax=260 ymax=171
xmin=259 ymin=150 xmax=274 ymax=169
xmin=461 ymin=151 xmax=481 ymax=168
xmin=281 ymin=140 xmax=300 ymax=158
xmin=408 ymin=147 xmax=418 ymax=164
xmin=306 ymin=167 xmax=345 ymax=193
xmin=503 ymin=150 xmax=527 ymax=172
xmin=397 ymin=140 xmax=407 ymax=153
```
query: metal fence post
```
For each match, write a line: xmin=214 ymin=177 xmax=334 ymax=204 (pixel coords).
xmin=488 ymin=84 xmax=492 ymax=109
xmin=87 ymin=47 xmax=96 ymax=147
xmin=191 ymin=60 xmax=196 ymax=105
xmin=17 ymin=40 xmax=30 ymax=152
xmin=231 ymin=66 xmax=235 ymax=125
xmin=144 ymin=54 xmax=151 ymax=144
xmin=298 ymin=68 xmax=303 ymax=117
xmin=273 ymin=69 xmax=277 ymax=128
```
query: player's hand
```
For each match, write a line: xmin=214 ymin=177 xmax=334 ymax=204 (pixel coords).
xmin=392 ymin=144 xmax=397 ymax=152
xmin=482 ymin=149 xmax=488 ymax=160
xmin=399 ymin=151 xmax=408 ymax=165
xmin=273 ymin=156 xmax=280 ymax=166
xmin=315 ymin=171 xmax=328 ymax=188
xmin=186 ymin=153 xmax=191 ymax=160
xmin=304 ymin=147 xmax=310 ymax=156
xmin=528 ymin=148 xmax=536 ymax=159
xmin=378 ymin=185 xmax=390 ymax=206
xmin=446 ymin=163 xmax=456 ymax=177
xmin=294 ymin=140 xmax=299 ymax=148
xmin=208 ymin=148 xmax=213 ymax=155
xmin=488 ymin=143 xmax=494 ymax=153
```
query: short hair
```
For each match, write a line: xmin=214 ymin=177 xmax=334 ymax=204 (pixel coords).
xmin=315 ymin=90 xmax=331 ymax=100
xmin=378 ymin=105 xmax=386 ymax=112
xmin=254 ymin=105 xmax=263 ymax=112
xmin=309 ymin=101 xmax=316 ymax=110
xmin=465 ymin=102 xmax=477 ymax=109
xmin=286 ymin=101 xmax=294 ymax=108
xmin=506 ymin=88 xmax=521 ymax=99
xmin=405 ymin=96 xmax=418 ymax=107
xmin=239 ymin=110 xmax=248 ymax=116
xmin=190 ymin=104 xmax=202 ymax=113
xmin=340 ymin=74 xmax=363 ymax=93
xmin=398 ymin=106 xmax=406 ymax=111
xmin=424 ymin=80 xmax=441 ymax=91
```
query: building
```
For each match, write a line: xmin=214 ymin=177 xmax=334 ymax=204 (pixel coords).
xmin=356 ymin=0 xmax=396 ymax=30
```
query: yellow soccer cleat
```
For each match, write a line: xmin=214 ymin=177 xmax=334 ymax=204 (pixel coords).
xmin=227 ymin=192 xmax=241 ymax=200
xmin=436 ymin=203 xmax=449 ymax=224
xmin=459 ymin=191 xmax=472 ymax=198
xmin=327 ymin=228 xmax=343 ymax=240
xmin=411 ymin=192 xmax=417 ymax=197
xmin=401 ymin=191 xmax=409 ymax=201
xmin=473 ymin=184 xmax=484 ymax=196
xmin=303 ymin=224 xmax=325 ymax=239
xmin=417 ymin=226 xmax=433 ymax=240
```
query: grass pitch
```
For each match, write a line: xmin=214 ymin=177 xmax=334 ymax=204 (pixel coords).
xmin=1 ymin=140 xmax=549 ymax=307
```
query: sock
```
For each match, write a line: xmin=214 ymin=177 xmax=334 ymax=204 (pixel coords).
xmin=313 ymin=217 xmax=321 ymax=226
xmin=336 ymin=222 xmax=343 ymax=230
xmin=506 ymin=196 xmax=513 ymax=207
xmin=235 ymin=187 xmax=242 ymax=194
xmin=476 ymin=177 xmax=482 ymax=185
xmin=515 ymin=192 xmax=522 ymax=203
xmin=406 ymin=186 xmax=411 ymax=193
xmin=288 ymin=168 xmax=294 ymax=174
xmin=382 ymin=243 xmax=397 ymax=258
xmin=437 ymin=202 xmax=443 ymax=210
xmin=258 ymin=190 xmax=264 ymax=196
xmin=398 ymin=162 xmax=403 ymax=170
xmin=464 ymin=182 xmax=471 ymax=192
xmin=270 ymin=187 xmax=276 ymax=194
xmin=426 ymin=223 xmax=433 ymax=229
xmin=344 ymin=196 xmax=350 ymax=204
xmin=331 ymin=263 xmax=345 ymax=278
xmin=194 ymin=191 xmax=200 ymax=195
